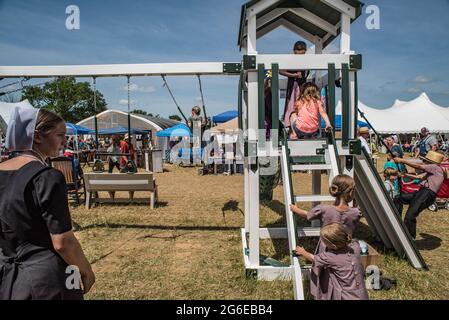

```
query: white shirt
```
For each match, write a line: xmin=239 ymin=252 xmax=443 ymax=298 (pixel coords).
xmin=359 ymin=136 xmax=372 ymax=156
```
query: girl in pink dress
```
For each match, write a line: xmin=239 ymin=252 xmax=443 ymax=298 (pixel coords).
xmin=291 ymin=82 xmax=332 ymax=139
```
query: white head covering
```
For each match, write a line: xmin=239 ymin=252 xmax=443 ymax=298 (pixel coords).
xmin=5 ymin=106 xmax=39 ymax=151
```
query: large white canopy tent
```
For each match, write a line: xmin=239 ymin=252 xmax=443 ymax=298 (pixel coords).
xmin=77 ymin=109 xmax=179 ymax=150
xmin=335 ymin=93 xmax=449 ymax=134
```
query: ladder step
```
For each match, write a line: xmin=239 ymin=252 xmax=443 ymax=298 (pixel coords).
xmin=291 ymin=164 xmax=332 ymax=171
xmin=290 ymin=155 xmax=326 ymax=165
xmin=294 ymin=195 xmax=335 ymax=203
xmin=297 ymin=227 xmax=321 ymax=237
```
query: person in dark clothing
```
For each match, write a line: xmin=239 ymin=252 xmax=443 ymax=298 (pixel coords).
xmin=0 ymin=107 xmax=95 ymax=300
xmin=280 ymin=41 xmax=309 ymax=129
xmin=394 ymin=151 xmax=445 ymax=239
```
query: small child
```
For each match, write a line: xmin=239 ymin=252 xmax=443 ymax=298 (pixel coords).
xmin=292 ymin=82 xmax=332 ymax=139
xmin=383 ymin=167 xmax=399 ymax=200
xmin=290 ymin=174 xmax=361 ymax=253
xmin=295 ymin=222 xmax=369 ymax=300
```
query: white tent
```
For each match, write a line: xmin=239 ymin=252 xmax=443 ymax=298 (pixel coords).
xmin=334 ymin=93 xmax=449 ymax=134
xmin=0 ymin=100 xmax=34 ymax=135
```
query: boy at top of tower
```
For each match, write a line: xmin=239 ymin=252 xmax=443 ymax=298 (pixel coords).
xmin=280 ymin=41 xmax=309 ymax=129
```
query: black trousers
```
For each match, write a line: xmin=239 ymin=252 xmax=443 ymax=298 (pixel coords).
xmin=108 ymin=159 xmax=120 ymax=173
xmin=396 ymin=188 xmax=436 ymax=239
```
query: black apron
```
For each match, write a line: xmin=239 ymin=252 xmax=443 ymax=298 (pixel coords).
xmin=0 ymin=162 xmax=83 ymax=300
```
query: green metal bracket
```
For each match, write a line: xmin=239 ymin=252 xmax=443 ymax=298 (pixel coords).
xmin=345 ymin=156 xmax=354 ymax=171
xmin=243 ymin=55 xmax=257 ymax=70
xmin=223 ymin=63 xmax=242 ymax=74
xmin=349 ymin=139 xmax=362 ymax=155
xmin=246 ymin=269 xmax=257 ymax=279
xmin=350 ymin=54 xmax=362 ymax=70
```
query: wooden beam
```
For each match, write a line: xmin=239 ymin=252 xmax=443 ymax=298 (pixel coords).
xmin=320 ymin=0 xmax=356 ymax=19
xmin=290 ymin=8 xmax=337 ymax=36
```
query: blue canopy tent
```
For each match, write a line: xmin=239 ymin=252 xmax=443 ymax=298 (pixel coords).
xmin=66 ymin=123 xmax=92 ymax=135
xmin=97 ymin=126 xmax=150 ymax=135
xmin=212 ymin=110 xmax=238 ymax=124
xmin=156 ymin=123 xmax=192 ymax=137
xmin=321 ymin=116 xmax=369 ymax=131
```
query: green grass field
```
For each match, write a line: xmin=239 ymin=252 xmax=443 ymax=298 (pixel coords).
xmin=71 ymin=158 xmax=449 ymax=300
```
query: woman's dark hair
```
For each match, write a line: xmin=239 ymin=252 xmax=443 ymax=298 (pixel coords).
xmin=293 ymin=41 xmax=307 ymax=52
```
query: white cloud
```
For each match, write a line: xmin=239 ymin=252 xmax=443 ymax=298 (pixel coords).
xmin=413 ymin=76 xmax=432 ymax=83
xmin=404 ymin=88 xmax=421 ymax=93
xmin=122 ymin=83 xmax=156 ymax=93
xmin=119 ymin=99 xmax=137 ymax=105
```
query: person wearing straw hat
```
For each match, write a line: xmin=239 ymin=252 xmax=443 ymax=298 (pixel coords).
xmin=394 ymin=151 xmax=445 ymax=239
xmin=0 ymin=107 xmax=95 ymax=299
xmin=358 ymin=126 xmax=371 ymax=156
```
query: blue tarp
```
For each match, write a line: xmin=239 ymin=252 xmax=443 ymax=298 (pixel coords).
xmin=156 ymin=123 xmax=192 ymax=137
xmin=66 ymin=123 xmax=92 ymax=135
xmin=212 ymin=110 xmax=238 ymax=123
xmin=321 ymin=115 xmax=369 ymax=130
xmin=97 ymin=127 xmax=149 ymax=135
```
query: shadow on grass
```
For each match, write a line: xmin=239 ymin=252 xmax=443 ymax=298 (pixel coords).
xmin=80 ymin=223 xmax=241 ymax=232
xmin=261 ymin=199 xmax=285 ymax=217
xmin=415 ymin=233 xmax=442 ymax=251
xmin=221 ymin=200 xmax=244 ymax=228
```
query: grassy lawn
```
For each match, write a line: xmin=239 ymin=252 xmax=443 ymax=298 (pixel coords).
xmin=71 ymin=157 xmax=449 ymax=300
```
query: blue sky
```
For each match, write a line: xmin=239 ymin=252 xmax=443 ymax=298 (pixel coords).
xmin=1 ymin=0 xmax=449 ymax=119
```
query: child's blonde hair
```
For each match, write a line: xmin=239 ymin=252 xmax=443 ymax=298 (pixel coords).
xmin=329 ymin=174 xmax=355 ymax=205
xmin=320 ymin=222 xmax=352 ymax=250
xmin=384 ymin=167 xmax=398 ymax=179
xmin=299 ymin=82 xmax=320 ymax=102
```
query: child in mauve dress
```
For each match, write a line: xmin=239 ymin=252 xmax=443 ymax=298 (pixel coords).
xmin=295 ymin=222 xmax=369 ymax=300
xmin=290 ymin=174 xmax=361 ymax=253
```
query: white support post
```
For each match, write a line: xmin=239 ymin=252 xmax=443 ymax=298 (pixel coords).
xmin=247 ymin=14 xmax=258 ymax=55
xmin=340 ymin=13 xmax=351 ymax=54
xmin=247 ymin=70 xmax=259 ymax=267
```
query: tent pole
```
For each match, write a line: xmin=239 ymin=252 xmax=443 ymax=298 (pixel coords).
xmin=93 ymin=76 xmax=98 ymax=149
xmin=127 ymin=75 xmax=131 ymax=141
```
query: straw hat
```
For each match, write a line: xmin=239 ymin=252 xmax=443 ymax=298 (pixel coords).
xmin=359 ymin=127 xmax=370 ymax=134
xmin=420 ymin=151 xmax=444 ymax=164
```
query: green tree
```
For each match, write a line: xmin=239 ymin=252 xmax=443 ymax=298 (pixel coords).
xmin=131 ymin=109 xmax=153 ymax=117
xmin=169 ymin=114 xmax=182 ymax=121
xmin=21 ymin=77 xmax=107 ymax=123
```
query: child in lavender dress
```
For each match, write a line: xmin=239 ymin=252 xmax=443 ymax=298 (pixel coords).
xmin=290 ymin=174 xmax=362 ymax=253
xmin=295 ymin=222 xmax=369 ymax=300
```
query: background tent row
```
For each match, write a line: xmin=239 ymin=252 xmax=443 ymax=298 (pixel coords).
xmin=335 ymin=93 xmax=449 ymax=134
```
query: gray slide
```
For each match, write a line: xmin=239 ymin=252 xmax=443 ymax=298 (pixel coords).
xmin=354 ymin=149 xmax=427 ymax=270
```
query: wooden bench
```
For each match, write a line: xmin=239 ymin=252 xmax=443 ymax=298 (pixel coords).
xmin=84 ymin=172 xmax=157 ymax=209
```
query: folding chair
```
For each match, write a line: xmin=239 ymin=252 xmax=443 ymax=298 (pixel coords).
xmin=50 ymin=156 xmax=85 ymax=205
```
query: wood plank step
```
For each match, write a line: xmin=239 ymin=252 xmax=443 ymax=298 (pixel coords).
xmin=297 ymin=227 xmax=321 ymax=237
xmin=294 ymin=195 xmax=335 ymax=203
xmin=290 ymin=155 xmax=326 ymax=165
xmin=291 ymin=164 xmax=332 ymax=171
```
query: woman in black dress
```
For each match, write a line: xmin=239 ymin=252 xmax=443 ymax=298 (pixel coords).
xmin=0 ymin=107 xmax=95 ymax=299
